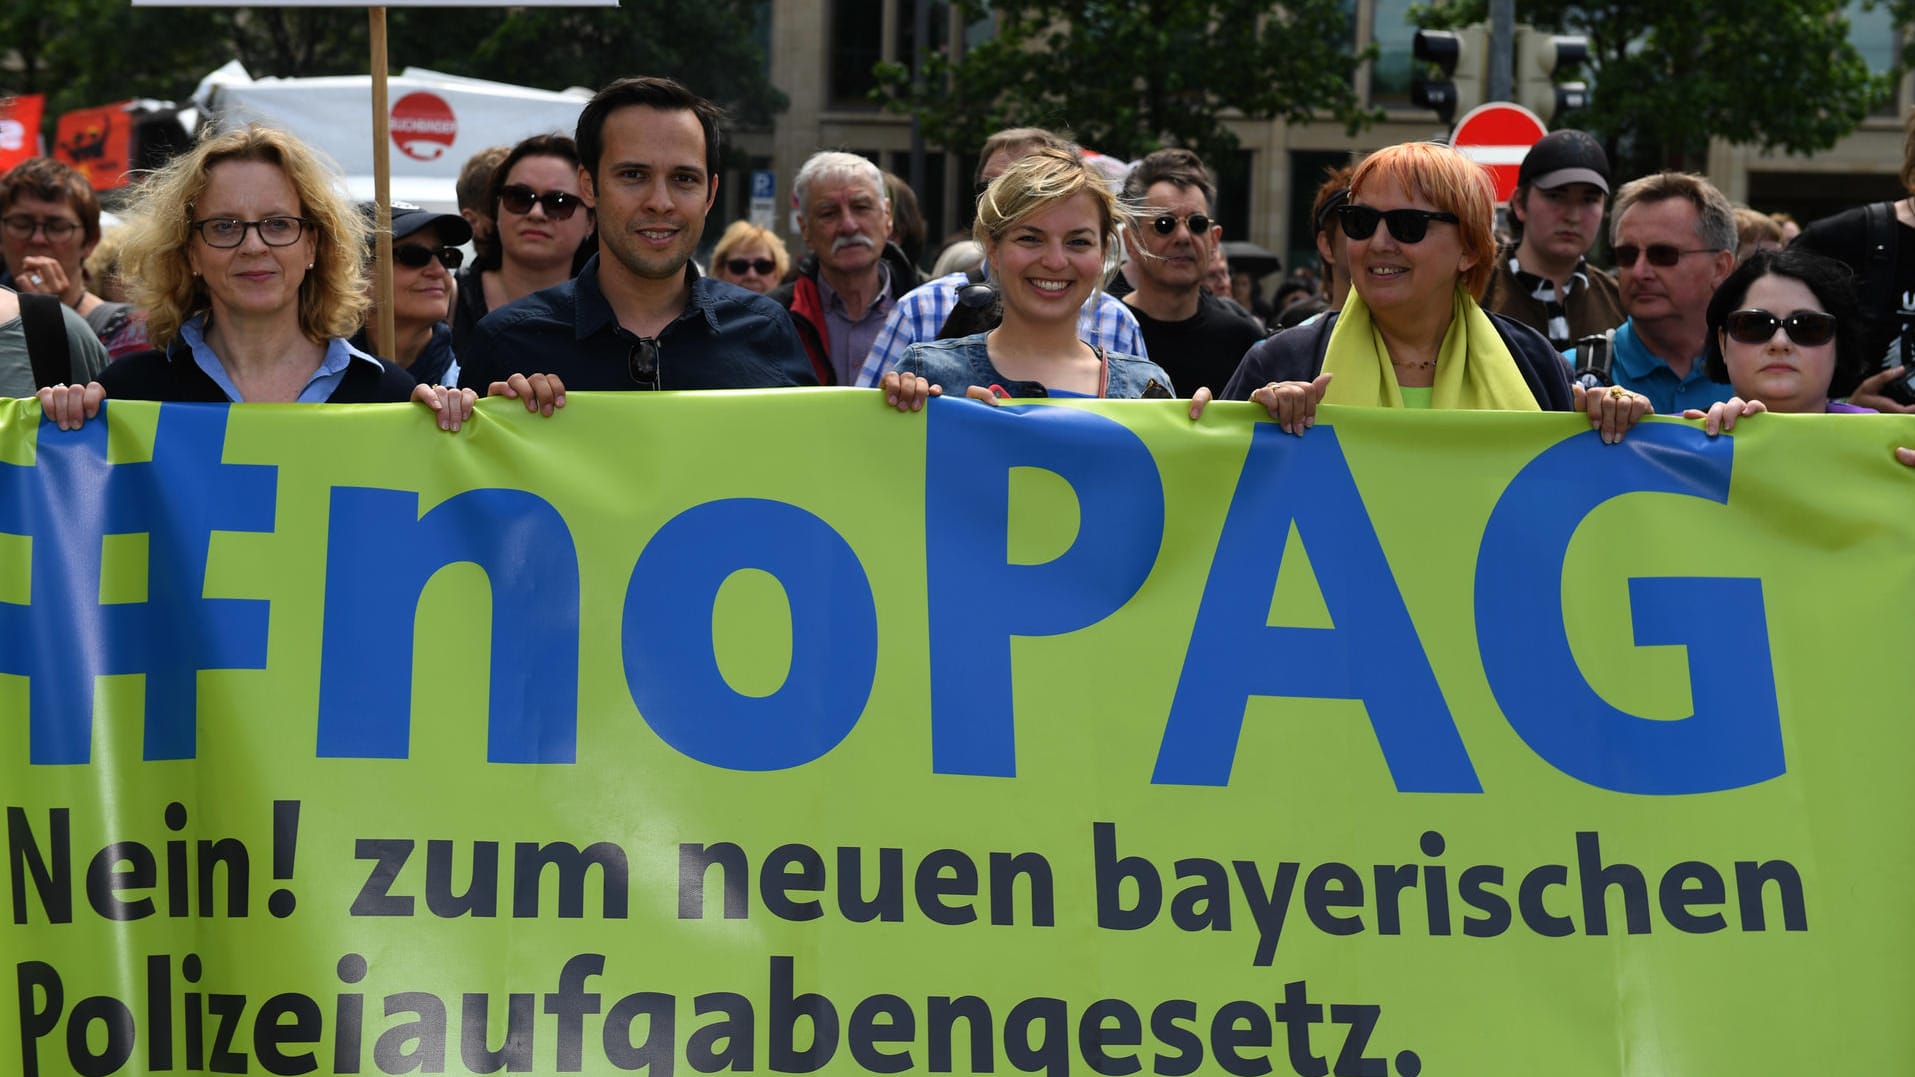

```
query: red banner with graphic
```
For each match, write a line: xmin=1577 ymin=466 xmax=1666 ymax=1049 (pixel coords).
xmin=0 ymin=95 xmax=47 ymax=174
xmin=53 ymin=101 xmax=133 ymax=190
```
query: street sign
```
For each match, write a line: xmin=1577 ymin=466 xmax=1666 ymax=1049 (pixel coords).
xmin=1451 ymin=102 xmax=1548 ymax=202
xmin=749 ymin=168 xmax=777 ymax=229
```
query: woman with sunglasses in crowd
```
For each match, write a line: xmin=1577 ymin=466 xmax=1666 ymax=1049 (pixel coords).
xmin=1211 ymin=142 xmax=1648 ymax=442
xmin=35 ymin=125 xmax=474 ymax=431
xmin=449 ymin=134 xmax=593 ymax=357
xmin=1682 ymin=247 xmax=1876 ymax=434
xmin=708 ymin=220 xmax=790 ymax=294
xmin=878 ymin=147 xmax=1174 ymax=409
xmin=351 ymin=201 xmax=472 ymax=387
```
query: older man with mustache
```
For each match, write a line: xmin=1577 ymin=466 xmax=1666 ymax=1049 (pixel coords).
xmin=770 ymin=151 xmax=924 ymax=385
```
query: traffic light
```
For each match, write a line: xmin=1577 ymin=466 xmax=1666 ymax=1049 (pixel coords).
xmin=1514 ymin=26 xmax=1591 ymax=124
xmin=1410 ymin=25 xmax=1487 ymax=126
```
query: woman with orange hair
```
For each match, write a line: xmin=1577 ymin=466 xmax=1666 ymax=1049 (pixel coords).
xmin=1218 ymin=142 xmax=1647 ymax=440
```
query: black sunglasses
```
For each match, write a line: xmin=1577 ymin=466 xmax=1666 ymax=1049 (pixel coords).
xmin=499 ymin=185 xmax=583 ymax=220
xmin=1612 ymin=244 xmax=1716 ymax=268
xmin=1723 ymin=308 xmax=1838 ymax=347
xmin=628 ymin=336 xmax=661 ymax=389
xmin=1151 ymin=212 xmax=1212 ymax=236
xmin=392 ymin=244 xmax=463 ymax=270
xmin=1337 ymin=205 xmax=1461 ymax=244
xmin=726 ymin=258 xmax=776 ymax=276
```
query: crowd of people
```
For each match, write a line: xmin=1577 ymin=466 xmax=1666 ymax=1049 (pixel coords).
xmin=5 ymin=73 xmax=1914 ymax=468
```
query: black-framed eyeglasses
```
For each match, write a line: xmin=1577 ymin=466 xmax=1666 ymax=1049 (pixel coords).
xmin=1612 ymin=243 xmax=1717 ymax=269
xmin=1336 ymin=205 xmax=1461 ymax=244
xmin=190 ymin=216 xmax=310 ymax=248
xmin=1723 ymin=308 xmax=1838 ymax=347
xmin=1 ymin=214 xmax=80 ymax=241
xmin=628 ymin=336 xmax=661 ymax=390
xmin=393 ymin=244 xmax=464 ymax=270
xmin=499 ymin=185 xmax=582 ymax=220
xmin=1151 ymin=212 xmax=1212 ymax=237
xmin=726 ymin=257 xmax=775 ymax=276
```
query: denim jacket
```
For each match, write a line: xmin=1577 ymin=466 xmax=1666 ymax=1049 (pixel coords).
xmin=895 ymin=331 xmax=1175 ymax=398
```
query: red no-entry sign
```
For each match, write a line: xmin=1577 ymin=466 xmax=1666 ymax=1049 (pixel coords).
xmin=1452 ymin=103 xmax=1549 ymax=202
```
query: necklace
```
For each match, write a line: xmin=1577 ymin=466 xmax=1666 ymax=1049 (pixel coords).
xmin=1389 ymin=356 xmax=1437 ymax=370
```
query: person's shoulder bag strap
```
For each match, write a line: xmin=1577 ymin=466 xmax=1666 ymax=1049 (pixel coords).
xmin=18 ymin=292 xmax=72 ymax=390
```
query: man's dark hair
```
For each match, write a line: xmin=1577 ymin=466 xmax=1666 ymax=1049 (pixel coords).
xmin=1121 ymin=147 xmax=1214 ymax=208
xmin=576 ymin=76 xmax=726 ymax=185
xmin=1704 ymin=246 xmax=1868 ymax=393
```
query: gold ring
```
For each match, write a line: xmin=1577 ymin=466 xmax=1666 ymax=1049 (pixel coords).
xmin=1607 ymin=385 xmax=1630 ymax=400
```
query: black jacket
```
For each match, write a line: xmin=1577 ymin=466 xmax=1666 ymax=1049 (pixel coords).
xmin=1220 ymin=308 xmax=1574 ymax=411
xmin=99 ymin=339 xmax=418 ymax=403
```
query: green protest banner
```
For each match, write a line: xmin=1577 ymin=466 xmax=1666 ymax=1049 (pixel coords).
xmin=4 ymin=393 xmax=1913 ymax=1075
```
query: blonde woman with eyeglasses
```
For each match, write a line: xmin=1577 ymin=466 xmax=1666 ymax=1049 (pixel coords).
xmin=35 ymin=125 xmax=477 ymax=432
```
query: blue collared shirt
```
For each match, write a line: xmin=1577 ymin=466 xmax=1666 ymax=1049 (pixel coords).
xmin=458 ymin=254 xmax=816 ymax=391
xmin=179 ymin=314 xmax=382 ymax=402
xmin=855 ymin=266 xmax=1148 ymax=387
xmin=1563 ymin=318 xmax=1734 ymax=415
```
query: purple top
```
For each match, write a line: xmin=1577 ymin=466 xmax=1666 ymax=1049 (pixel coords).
xmin=1829 ymin=400 xmax=1876 ymax=413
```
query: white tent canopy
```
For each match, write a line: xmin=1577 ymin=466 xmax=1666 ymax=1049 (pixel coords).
xmin=192 ymin=61 xmax=591 ymax=212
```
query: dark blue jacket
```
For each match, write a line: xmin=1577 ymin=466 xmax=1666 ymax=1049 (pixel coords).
xmin=458 ymin=254 xmax=816 ymax=391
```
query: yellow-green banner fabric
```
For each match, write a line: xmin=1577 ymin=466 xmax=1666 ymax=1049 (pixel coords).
xmin=4 ymin=393 xmax=1913 ymax=1076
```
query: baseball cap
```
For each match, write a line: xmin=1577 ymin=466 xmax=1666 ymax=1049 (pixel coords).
xmin=360 ymin=200 xmax=473 ymax=247
xmin=1517 ymin=130 xmax=1610 ymax=195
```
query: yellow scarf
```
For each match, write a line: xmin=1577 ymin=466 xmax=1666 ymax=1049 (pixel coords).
xmin=1320 ymin=288 xmax=1540 ymax=411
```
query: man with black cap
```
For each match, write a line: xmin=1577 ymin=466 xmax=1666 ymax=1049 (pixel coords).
xmin=1482 ymin=129 xmax=1624 ymax=352
xmin=352 ymin=200 xmax=472 ymax=387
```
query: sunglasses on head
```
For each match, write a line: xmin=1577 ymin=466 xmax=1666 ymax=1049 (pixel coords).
xmin=1336 ymin=205 xmax=1460 ymax=244
xmin=1151 ymin=212 xmax=1212 ymax=236
xmin=499 ymin=185 xmax=582 ymax=220
xmin=392 ymin=244 xmax=463 ymax=270
xmin=1723 ymin=308 xmax=1837 ymax=347
xmin=1612 ymin=243 xmax=1715 ymax=268
xmin=726 ymin=257 xmax=776 ymax=276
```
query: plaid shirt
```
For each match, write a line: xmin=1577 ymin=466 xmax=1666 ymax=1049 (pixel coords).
xmin=855 ymin=267 xmax=1148 ymax=386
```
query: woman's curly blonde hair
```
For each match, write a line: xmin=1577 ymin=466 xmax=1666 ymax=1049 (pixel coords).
xmin=120 ymin=124 xmax=368 ymax=348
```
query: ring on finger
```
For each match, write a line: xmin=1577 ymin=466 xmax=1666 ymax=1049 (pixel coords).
xmin=1606 ymin=385 xmax=1630 ymax=400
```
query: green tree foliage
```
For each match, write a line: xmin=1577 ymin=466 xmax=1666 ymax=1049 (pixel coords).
xmin=1413 ymin=0 xmax=1900 ymax=175
xmin=876 ymin=0 xmax=1377 ymax=164
xmin=1 ymin=1 xmax=784 ymax=150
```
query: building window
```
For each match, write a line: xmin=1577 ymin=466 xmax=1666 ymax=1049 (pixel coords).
xmin=893 ymin=0 xmax=951 ymax=73
xmin=829 ymin=0 xmax=887 ymax=108
xmin=1370 ymin=0 xmax=1417 ymax=106
xmin=1846 ymin=0 xmax=1902 ymax=116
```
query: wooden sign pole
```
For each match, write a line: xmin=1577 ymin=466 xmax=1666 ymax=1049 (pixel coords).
xmin=368 ymin=6 xmax=395 ymax=360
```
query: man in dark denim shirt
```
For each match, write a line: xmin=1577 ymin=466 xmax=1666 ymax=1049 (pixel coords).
xmin=459 ymin=76 xmax=814 ymax=394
